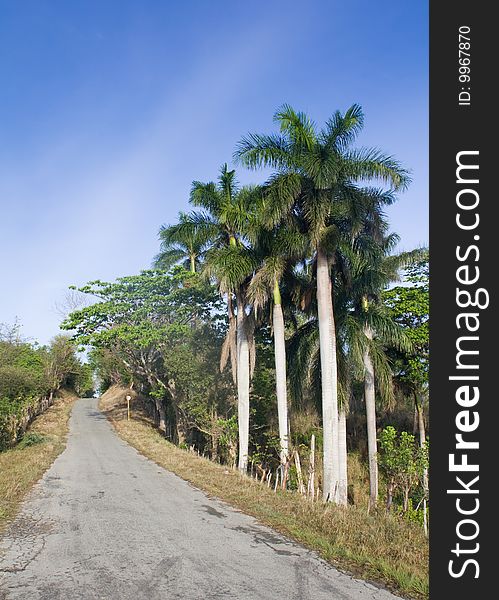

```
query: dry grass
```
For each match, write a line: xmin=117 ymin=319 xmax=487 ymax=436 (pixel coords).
xmin=0 ymin=390 xmax=78 ymax=533
xmin=101 ymin=386 xmax=428 ymax=599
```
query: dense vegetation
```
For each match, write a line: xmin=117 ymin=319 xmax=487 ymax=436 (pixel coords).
xmin=62 ymin=105 xmax=429 ymax=527
xmin=0 ymin=323 xmax=93 ymax=450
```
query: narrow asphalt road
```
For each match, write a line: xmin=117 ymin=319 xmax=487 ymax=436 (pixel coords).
xmin=0 ymin=399 xmax=402 ymax=600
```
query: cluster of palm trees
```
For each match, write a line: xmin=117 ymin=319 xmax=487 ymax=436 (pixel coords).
xmin=155 ymin=104 xmax=421 ymax=506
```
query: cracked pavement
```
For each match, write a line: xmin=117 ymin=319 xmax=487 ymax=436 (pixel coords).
xmin=0 ymin=399 xmax=403 ymax=599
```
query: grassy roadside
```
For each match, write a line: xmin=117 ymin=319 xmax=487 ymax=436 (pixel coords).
xmin=0 ymin=390 xmax=78 ymax=534
xmin=101 ymin=386 xmax=428 ymax=600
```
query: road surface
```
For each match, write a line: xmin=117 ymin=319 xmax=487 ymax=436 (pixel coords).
xmin=0 ymin=399 xmax=402 ymax=599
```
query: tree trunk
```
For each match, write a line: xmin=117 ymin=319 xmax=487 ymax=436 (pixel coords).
xmin=338 ymin=407 xmax=348 ymax=506
xmin=364 ymin=326 xmax=378 ymax=510
xmin=155 ymin=398 xmax=166 ymax=434
xmin=230 ymin=443 xmax=238 ymax=470
xmin=416 ymin=394 xmax=429 ymax=535
xmin=416 ymin=396 xmax=426 ymax=446
xmin=413 ymin=405 xmax=418 ymax=434
xmin=175 ymin=414 xmax=187 ymax=446
xmin=222 ymin=294 xmax=238 ymax=385
xmin=211 ymin=432 xmax=220 ymax=462
xmin=236 ymin=292 xmax=250 ymax=474
xmin=386 ymin=480 xmax=394 ymax=512
xmin=272 ymin=284 xmax=289 ymax=467
xmin=403 ymin=486 xmax=410 ymax=513
xmin=307 ymin=434 xmax=316 ymax=499
xmin=294 ymin=450 xmax=306 ymax=495
xmin=316 ymin=248 xmax=339 ymax=503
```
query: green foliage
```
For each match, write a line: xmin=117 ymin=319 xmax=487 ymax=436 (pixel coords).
xmin=250 ymin=432 xmax=281 ymax=473
xmin=43 ymin=335 xmax=85 ymax=392
xmin=0 ymin=326 xmax=87 ymax=450
xmin=378 ymin=426 xmax=428 ymax=514
xmin=383 ymin=260 xmax=429 ymax=395
xmin=217 ymin=415 xmax=238 ymax=446
xmin=88 ymin=348 xmax=130 ymax=393
xmin=74 ymin=363 xmax=95 ymax=397
xmin=216 ymin=415 xmax=238 ymax=467
xmin=154 ymin=211 xmax=213 ymax=273
xmin=62 ymin=268 xmax=233 ymax=448
xmin=235 ymin=103 xmax=409 ymax=252
xmin=18 ymin=432 xmax=47 ymax=448
xmin=62 ymin=268 xmax=222 ymax=350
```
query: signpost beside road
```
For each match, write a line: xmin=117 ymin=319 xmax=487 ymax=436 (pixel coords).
xmin=125 ymin=394 xmax=131 ymax=421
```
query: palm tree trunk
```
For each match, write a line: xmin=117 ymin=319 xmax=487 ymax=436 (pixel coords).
xmin=364 ymin=325 xmax=378 ymax=510
xmin=190 ymin=255 xmax=196 ymax=273
xmin=416 ymin=394 xmax=426 ymax=446
xmin=316 ymin=248 xmax=339 ymax=503
xmin=272 ymin=281 xmax=289 ymax=467
xmin=226 ymin=294 xmax=237 ymax=385
xmin=236 ymin=292 xmax=250 ymax=474
xmin=416 ymin=393 xmax=429 ymax=535
xmin=338 ymin=407 xmax=348 ymax=505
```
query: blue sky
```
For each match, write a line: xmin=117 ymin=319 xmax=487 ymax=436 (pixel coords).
xmin=0 ymin=0 xmax=428 ymax=344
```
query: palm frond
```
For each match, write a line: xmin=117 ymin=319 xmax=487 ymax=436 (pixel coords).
xmin=190 ymin=181 xmax=221 ymax=213
xmin=322 ymin=103 xmax=364 ymax=151
xmin=343 ymin=147 xmax=411 ymax=191
xmin=274 ymin=104 xmax=317 ymax=151
xmin=152 ymin=248 xmax=185 ymax=270
xmin=234 ymin=133 xmax=291 ymax=170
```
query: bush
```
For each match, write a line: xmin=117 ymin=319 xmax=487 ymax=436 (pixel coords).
xmin=0 ymin=329 xmax=90 ymax=450
xmin=18 ymin=432 xmax=47 ymax=448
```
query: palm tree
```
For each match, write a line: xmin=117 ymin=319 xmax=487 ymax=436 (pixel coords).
xmin=235 ymin=104 xmax=409 ymax=502
xmin=343 ymin=231 xmax=424 ymax=509
xmin=286 ymin=288 xmax=351 ymax=504
xmin=154 ymin=212 xmax=210 ymax=273
xmin=176 ymin=164 xmax=260 ymax=473
xmin=248 ymin=221 xmax=307 ymax=470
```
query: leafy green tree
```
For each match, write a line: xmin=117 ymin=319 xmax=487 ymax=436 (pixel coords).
xmin=43 ymin=335 xmax=82 ymax=393
xmin=383 ymin=259 xmax=429 ymax=531
xmin=73 ymin=363 xmax=95 ymax=397
xmin=62 ymin=268 xmax=229 ymax=445
xmin=378 ymin=426 xmax=428 ymax=515
xmin=88 ymin=347 xmax=130 ymax=393
xmin=0 ymin=337 xmax=47 ymax=449
xmin=383 ymin=260 xmax=429 ymax=442
xmin=0 ymin=327 xmax=86 ymax=448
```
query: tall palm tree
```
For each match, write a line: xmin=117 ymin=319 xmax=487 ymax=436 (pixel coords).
xmin=176 ymin=164 xmax=260 ymax=473
xmin=286 ymin=289 xmax=351 ymax=504
xmin=343 ymin=231 xmax=425 ymax=509
xmin=248 ymin=221 xmax=307 ymax=469
xmin=235 ymin=104 xmax=409 ymax=502
xmin=154 ymin=212 xmax=210 ymax=273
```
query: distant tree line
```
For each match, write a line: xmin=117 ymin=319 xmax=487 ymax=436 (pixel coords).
xmin=0 ymin=323 xmax=93 ymax=450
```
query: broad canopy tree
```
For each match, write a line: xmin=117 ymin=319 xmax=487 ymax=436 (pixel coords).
xmin=62 ymin=268 xmax=231 ymax=447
